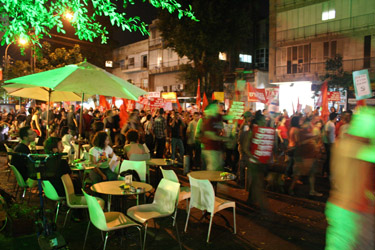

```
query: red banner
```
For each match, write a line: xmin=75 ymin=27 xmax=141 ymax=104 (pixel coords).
xmin=125 ymin=100 xmax=135 ymax=112
xmin=247 ymin=83 xmax=267 ymax=103
xmin=250 ymin=126 xmax=275 ymax=164
xmin=149 ymin=97 xmax=165 ymax=109
xmin=327 ymin=91 xmax=341 ymax=102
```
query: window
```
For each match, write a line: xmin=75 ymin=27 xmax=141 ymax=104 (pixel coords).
xmin=239 ymin=54 xmax=252 ymax=63
xmin=128 ymin=57 xmax=135 ymax=67
xmin=287 ymin=44 xmax=310 ymax=74
xmin=119 ymin=60 xmax=125 ymax=70
xmin=364 ymin=35 xmax=371 ymax=68
xmin=323 ymin=41 xmax=337 ymax=59
xmin=322 ymin=1 xmax=335 ymax=21
xmin=142 ymin=55 xmax=147 ymax=68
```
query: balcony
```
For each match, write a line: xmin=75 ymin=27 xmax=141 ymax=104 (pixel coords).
xmin=121 ymin=63 xmax=148 ymax=73
xmin=275 ymin=57 xmax=375 ymax=80
xmin=149 ymin=58 xmax=191 ymax=74
xmin=276 ymin=13 xmax=375 ymax=43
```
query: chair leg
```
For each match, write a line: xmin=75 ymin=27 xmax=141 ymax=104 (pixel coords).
xmin=142 ymin=222 xmax=148 ymax=250
xmin=83 ymin=221 xmax=90 ymax=250
xmin=63 ymin=208 xmax=71 ymax=228
xmin=55 ymin=201 xmax=61 ymax=223
xmin=103 ymin=232 xmax=109 ymax=250
xmin=207 ymin=214 xmax=214 ymax=243
xmin=185 ymin=199 xmax=189 ymax=212
xmin=184 ymin=206 xmax=191 ymax=233
xmin=174 ymin=217 xmax=182 ymax=250
xmin=233 ymin=207 xmax=237 ymax=234
xmin=173 ymin=208 xmax=178 ymax=227
xmin=137 ymin=226 xmax=143 ymax=249
xmin=22 ymin=188 xmax=26 ymax=199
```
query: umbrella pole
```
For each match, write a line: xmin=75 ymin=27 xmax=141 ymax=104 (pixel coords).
xmin=78 ymin=93 xmax=85 ymax=160
xmin=46 ymin=89 xmax=51 ymax=138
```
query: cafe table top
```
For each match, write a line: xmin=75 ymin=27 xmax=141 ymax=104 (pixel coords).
xmin=188 ymin=170 xmax=236 ymax=182
xmin=91 ymin=180 xmax=153 ymax=196
xmin=146 ymin=158 xmax=174 ymax=166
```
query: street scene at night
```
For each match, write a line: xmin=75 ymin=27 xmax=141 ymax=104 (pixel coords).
xmin=0 ymin=0 xmax=374 ymax=250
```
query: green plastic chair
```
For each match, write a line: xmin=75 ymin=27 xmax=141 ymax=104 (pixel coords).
xmin=82 ymin=190 xmax=142 ymax=250
xmin=41 ymin=180 xmax=65 ymax=223
xmin=10 ymin=165 xmax=29 ymax=201
xmin=127 ymin=178 xmax=181 ymax=250
xmin=118 ymin=160 xmax=147 ymax=182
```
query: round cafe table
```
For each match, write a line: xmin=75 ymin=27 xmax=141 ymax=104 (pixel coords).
xmin=91 ymin=180 xmax=153 ymax=211
xmin=188 ymin=170 xmax=236 ymax=192
xmin=146 ymin=158 xmax=174 ymax=187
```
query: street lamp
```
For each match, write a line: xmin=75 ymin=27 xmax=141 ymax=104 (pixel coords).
xmin=4 ymin=37 xmax=28 ymax=80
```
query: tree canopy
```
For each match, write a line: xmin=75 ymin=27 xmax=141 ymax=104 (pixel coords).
xmin=157 ymin=0 xmax=254 ymax=95
xmin=0 ymin=0 xmax=197 ymax=46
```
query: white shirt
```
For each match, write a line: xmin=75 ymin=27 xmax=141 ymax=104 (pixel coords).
xmin=323 ymin=120 xmax=335 ymax=144
xmin=89 ymin=146 xmax=113 ymax=169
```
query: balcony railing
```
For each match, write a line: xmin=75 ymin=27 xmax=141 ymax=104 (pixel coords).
xmin=276 ymin=13 xmax=375 ymax=42
xmin=276 ymin=57 xmax=375 ymax=77
xmin=149 ymin=38 xmax=163 ymax=47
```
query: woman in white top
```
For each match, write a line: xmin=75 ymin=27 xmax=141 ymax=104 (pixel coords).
xmin=89 ymin=131 xmax=118 ymax=183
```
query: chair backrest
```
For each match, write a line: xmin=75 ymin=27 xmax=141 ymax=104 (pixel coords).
xmin=129 ymin=153 xmax=150 ymax=161
xmin=10 ymin=165 xmax=27 ymax=188
xmin=188 ymin=175 xmax=215 ymax=213
xmin=153 ymin=178 xmax=180 ymax=215
xmin=82 ymin=190 xmax=108 ymax=231
xmin=42 ymin=180 xmax=62 ymax=201
xmin=4 ymin=144 xmax=12 ymax=161
xmin=61 ymin=174 xmax=75 ymax=206
xmin=160 ymin=167 xmax=179 ymax=183
xmin=119 ymin=160 xmax=147 ymax=182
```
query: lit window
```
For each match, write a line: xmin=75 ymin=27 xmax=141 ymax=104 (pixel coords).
xmin=239 ymin=54 xmax=252 ymax=63
xmin=219 ymin=52 xmax=227 ymax=61
xmin=322 ymin=1 xmax=335 ymax=21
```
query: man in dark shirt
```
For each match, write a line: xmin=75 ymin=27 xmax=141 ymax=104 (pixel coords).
xmin=169 ymin=110 xmax=185 ymax=163
xmin=153 ymin=108 xmax=167 ymax=158
xmin=67 ymin=105 xmax=77 ymax=133
xmin=10 ymin=126 xmax=37 ymax=186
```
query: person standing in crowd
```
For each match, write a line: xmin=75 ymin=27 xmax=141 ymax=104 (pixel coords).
xmin=322 ymin=112 xmax=337 ymax=177
xmin=103 ymin=109 xmax=116 ymax=144
xmin=88 ymin=131 xmax=118 ymax=183
xmin=169 ymin=110 xmax=185 ymax=164
xmin=10 ymin=126 xmax=37 ymax=187
xmin=144 ymin=114 xmax=154 ymax=157
xmin=186 ymin=112 xmax=200 ymax=170
xmin=201 ymin=102 xmax=227 ymax=171
xmin=284 ymin=116 xmax=301 ymax=180
xmin=325 ymin=107 xmax=375 ymax=250
xmin=67 ymin=105 xmax=78 ymax=134
xmin=153 ymin=108 xmax=167 ymax=158
xmin=82 ymin=109 xmax=93 ymax=139
xmin=276 ymin=115 xmax=289 ymax=160
xmin=237 ymin=111 xmax=253 ymax=188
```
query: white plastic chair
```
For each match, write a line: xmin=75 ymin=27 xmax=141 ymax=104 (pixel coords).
xmin=160 ymin=167 xmax=191 ymax=226
xmin=82 ymin=190 xmax=142 ymax=250
xmin=184 ymin=175 xmax=236 ymax=242
xmin=127 ymin=178 xmax=182 ymax=250
xmin=61 ymin=174 xmax=104 ymax=227
xmin=118 ymin=160 xmax=147 ymax=182
xmin=42 ymin=180 xmax=65 ymax=223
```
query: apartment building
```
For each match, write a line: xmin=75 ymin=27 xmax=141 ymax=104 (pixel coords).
xmin=112 ymin=19 xmax=190 ymax=93
xmin=269 ymin=0 xmax=375 ymax=112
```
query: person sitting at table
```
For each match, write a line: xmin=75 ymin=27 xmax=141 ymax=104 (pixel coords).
xmin=10 ymin=126 xmax=38 ymax=187
xmin=88 ymin=131 xmax=118 ymax=183
xmin=43 ymin=136 xmax=75 ymax=196
xmin=89 ymin=121 xmax=104 ymax=147
xmin=124 ymin=129 xmax=150 ymax=161
xmin=61 ymin=126 xmax=75 ymax=155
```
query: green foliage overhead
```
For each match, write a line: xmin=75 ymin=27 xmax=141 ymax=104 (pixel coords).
xmin=0 ymin=0 xmax=197 ymax=46
xmin=320 ymin=54 xmax=353 ymax=92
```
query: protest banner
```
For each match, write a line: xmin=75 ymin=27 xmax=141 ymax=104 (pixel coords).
xmin=250 ymin=126 xmax=275 ymax=164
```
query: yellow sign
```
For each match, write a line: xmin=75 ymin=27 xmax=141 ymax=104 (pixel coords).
xmin=213 ymin=92 xmax=224 ymax=102
xmin=162 ymin=92 xmax=177 ymax=100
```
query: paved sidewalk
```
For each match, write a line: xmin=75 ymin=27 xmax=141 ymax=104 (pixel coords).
xmin=0 ymin=163 xmax=328 ymax=250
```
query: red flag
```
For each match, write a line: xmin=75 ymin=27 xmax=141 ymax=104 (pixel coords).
xmin=296 ymin=97 xmax=302 ymax=113
xmin=320 ymin=81 xmax=329 ymax=122
xmin=202 ymin=92 xmax=209 ymax=111
xmin=119 ymin=98 xmax=129 ymax=127
xmin=212 ymin=92 xmax=215 ymax=100
xmin=176 ymin=98 xmax=182 ymax=113
xmin=99 ymin=95 xmax=110 ymax=110
xmin=196 ymin=79 xmax=201 ymax=111
xmin=292 ymin=101 xmax=295 ymax=114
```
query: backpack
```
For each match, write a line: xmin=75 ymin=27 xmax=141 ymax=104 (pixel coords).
xmin=119 ymin=169 xmax=141 ymax=182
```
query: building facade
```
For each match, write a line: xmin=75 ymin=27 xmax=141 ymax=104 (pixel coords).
xmin=269 ymin=0 xmax=375 ymax=112
xmin=112 ymin=19 xmax=190 ymax=93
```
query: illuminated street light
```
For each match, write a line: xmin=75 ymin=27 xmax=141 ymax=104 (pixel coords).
xmin=64 ymin=11 xmax=74 ymax=21
xmin=4 ymin=37 xmax=28 ymax=80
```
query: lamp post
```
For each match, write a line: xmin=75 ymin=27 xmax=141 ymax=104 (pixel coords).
xmin=3 ymin=38 xmax=28 ymax=80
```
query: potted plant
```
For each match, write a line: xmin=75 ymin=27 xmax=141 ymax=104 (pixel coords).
xmin=7 ymin=202 xmax=37 ymax=236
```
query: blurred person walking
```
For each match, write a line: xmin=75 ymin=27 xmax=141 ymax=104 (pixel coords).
xmin=169 ymin=110 xmax=185 ymax=163
xmin=153 ymin=108 xmax=167 ymax=158
xmin=325 ymin=107 xmax=375 ymax=250
xmin=322 ymin=112 xmax=337 ymax=177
